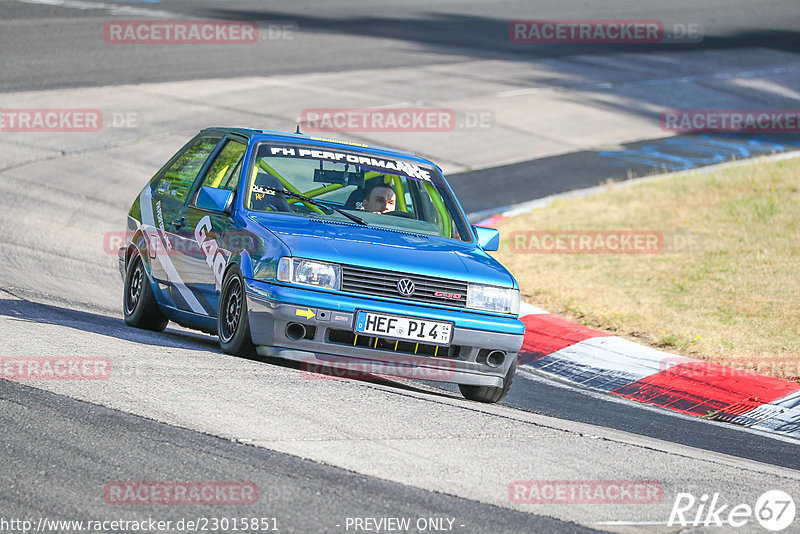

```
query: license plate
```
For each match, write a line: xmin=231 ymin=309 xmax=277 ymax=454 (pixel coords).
xmin=354 ymin=311 xmax=453 ymax=346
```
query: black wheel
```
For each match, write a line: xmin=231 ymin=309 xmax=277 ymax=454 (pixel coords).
xmin=218 ymin=265 xmax=256 ymax=357
xmin=459 ymin=357 xmax=517 ymax=404
xmin=123 ymin=248 xmax=168 ymax=332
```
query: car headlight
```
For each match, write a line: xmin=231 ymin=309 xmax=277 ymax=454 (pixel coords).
xmin=467 ymin=284 xmax=520 ymax=315
xmin=277 ymin=257 xmax=341 ymax=290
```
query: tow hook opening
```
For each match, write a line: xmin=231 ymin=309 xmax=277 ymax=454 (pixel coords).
xmin=286 ymin=322 xmax=315 ymax=341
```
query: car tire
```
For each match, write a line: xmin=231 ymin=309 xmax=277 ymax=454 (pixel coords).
xmin=458 ymin=357 xmax=516 ymax=404
xmin=123 ymin=248 xmax=169 ymax=332
xmin=218 ymin=265 xmax=256 ymax=357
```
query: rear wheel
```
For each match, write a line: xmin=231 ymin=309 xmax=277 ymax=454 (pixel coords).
xmin=123 ymin=248 xmax=168 ymax=332
xmin=218 ymin=265 xmax=256 ymax=357
xmin=459 ymin=357 xmax=516 ymax=403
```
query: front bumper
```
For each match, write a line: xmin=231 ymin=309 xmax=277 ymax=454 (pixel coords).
xmin=245 ymin=279 xmax=525 ymax=388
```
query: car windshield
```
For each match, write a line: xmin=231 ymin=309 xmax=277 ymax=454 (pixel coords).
xmin=245 ymin=142 xmax=472 ymax=241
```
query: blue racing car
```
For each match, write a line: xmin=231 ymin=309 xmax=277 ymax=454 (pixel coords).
xmin=119 ymin=128 xmax=525 ymax=402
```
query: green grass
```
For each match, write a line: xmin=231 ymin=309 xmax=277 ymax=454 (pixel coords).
xmin=493 ymin=156 xmax=800 ymax=380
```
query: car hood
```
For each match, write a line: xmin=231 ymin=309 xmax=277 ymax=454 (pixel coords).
xmin=249 ymin=215 xmax=516 ymax=287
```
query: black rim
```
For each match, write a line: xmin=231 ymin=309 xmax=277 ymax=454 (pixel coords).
xmin=125 ymin=258 xmax=144 ymax=315
xmin=220 ymin=277 xmax=242 ymax=343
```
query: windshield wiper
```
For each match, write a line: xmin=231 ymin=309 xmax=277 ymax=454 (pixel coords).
xmin=258 ymin=186 xmax=368 ymax=226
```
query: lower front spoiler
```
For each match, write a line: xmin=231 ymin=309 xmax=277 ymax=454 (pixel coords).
xmin=257 ymin=347 xmax=505 ymax=387
xmin=246 ymin=285 xmax=524 ymax=388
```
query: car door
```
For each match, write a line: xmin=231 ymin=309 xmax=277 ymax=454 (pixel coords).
xmin=175 ymin=137 xmax=248 ymax=315
xmin=148 ymin=134 xmax=223 ymax=314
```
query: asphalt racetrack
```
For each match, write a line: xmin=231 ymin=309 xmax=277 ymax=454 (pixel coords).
xmin=2 ymin=1 xmax=800 ymax=532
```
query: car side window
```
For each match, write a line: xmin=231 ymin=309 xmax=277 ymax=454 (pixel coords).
xmin=154 ymin=137 xmax=221 ymax=202
xmin=196 ymin=139 xmax=247 ymax=195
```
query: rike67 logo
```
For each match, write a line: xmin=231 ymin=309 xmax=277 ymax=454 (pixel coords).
xmin=669 ymin=490 xmax=796 ymax=531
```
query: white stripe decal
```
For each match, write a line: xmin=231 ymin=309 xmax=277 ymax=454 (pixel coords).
xmin=139 ymin=188 xmax=208 ymax=316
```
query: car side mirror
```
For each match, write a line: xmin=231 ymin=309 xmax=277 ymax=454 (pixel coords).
xmin=474 ymin=226 xmax=500 ymax=251
xmin=196 ymin=186 xmax=235 ymax=215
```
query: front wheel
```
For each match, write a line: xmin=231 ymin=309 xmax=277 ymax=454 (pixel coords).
xmin=459 ymin=357 xmax=516 ymax=403
xmin=218 ymin=265 xmax=256 ymax=357
xmin=123 ymin=248 xmax=168 ymax=332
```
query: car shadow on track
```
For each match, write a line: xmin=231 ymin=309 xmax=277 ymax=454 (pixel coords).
xmin=0 ymin=297 xmax=216 ymax=350
xmin=250 ymin=352 xmax=462 ymax=399
xmin=0 ymin=296 xmax=458 ymax=399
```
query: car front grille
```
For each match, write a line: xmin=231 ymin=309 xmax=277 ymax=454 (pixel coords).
xmin=340 ymin=265 xmax=468 ymax=308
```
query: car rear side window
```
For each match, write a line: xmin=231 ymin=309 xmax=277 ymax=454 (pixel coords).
xmin=154 ymin=136 xmax=221 ymax=203
xmin=196 ymin=139 xmax=247 ymax=195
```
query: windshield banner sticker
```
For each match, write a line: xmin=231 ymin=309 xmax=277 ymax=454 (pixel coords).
xmin=266 ymin=146 xmax=432 ymax=182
